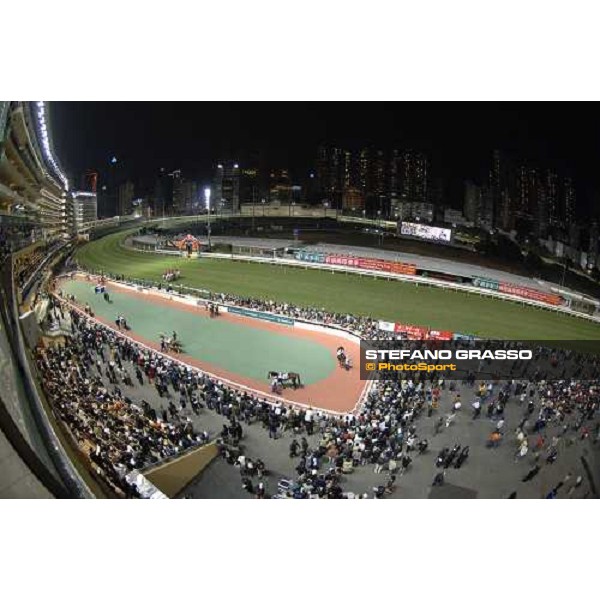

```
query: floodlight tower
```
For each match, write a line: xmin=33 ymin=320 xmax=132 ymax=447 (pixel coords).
xmin=204 ymin=187 xmax=212 ymax=250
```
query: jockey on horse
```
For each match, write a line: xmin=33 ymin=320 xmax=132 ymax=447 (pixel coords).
xmin=336 ymin=346 xmax=352 ymax=370
xmin=267 ymin=371 xmax=301 ymax=390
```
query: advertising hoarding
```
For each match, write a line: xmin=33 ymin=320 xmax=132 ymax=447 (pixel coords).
xmin=400 ymin=221 xmax=452 ymax=242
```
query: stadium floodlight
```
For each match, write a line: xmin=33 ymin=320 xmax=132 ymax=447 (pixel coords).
xmin=204 ymin=187 xmax=212 ymax=249
xmin=35 ymin=101 xmax=69 ymax=191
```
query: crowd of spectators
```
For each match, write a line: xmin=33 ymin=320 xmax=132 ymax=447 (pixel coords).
xmin=0 ymin=226 xmax=11 ymax=264
xmin=0 ymin=222 xmax=39 ymax=265
xmin=44 ymin=282 xmax=600 ymax=498
xmin=208 ymin=291 xmax=384 ymax=339
xmin=13 ymin=239 xmax=64 ymax=289
xmin=37 ymin=301 xmax=209 ymax=496
xmin=41 ymin=292 xmax=600 ymax=498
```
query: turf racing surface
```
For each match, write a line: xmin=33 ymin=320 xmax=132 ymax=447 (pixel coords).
xmin=75 ymin=230 xmax=600 ymax=340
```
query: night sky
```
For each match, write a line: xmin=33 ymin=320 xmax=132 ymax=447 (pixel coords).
xmin=50 ymin=102 xmax=600 ymax=211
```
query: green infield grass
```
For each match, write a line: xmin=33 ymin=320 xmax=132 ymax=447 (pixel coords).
xmin=74 ymin=230 xmax=600 ymax=340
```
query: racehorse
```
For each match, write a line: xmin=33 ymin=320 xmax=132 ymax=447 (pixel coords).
xmin=336 ymin=346 xmax=351 ymax=369
xmin=170 ymin=339 xmax=184 ymax=354
xmin=267 ymin=371 xmax=302 ymax=389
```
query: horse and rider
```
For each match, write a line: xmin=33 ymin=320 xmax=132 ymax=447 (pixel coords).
xmin=159 ymin=331 xmax=183 ymax=354
xmin=336 ymin=346 xmax=352 ymax=370
xmin=267 ymin=371 xmax=302 ymax=392
xmin=115 ymin=314 xmax=130 ymax=330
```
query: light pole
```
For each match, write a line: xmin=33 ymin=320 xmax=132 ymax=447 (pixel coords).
xmin=204 ymin=187 xmax=212 ymax=250
xmin=262 ymin=198 xmax=266 ymax=217
xmin=561 ymin=257 xmax=568 ymax=288
xmin=323 ymin=201 xmax=329 ymax=218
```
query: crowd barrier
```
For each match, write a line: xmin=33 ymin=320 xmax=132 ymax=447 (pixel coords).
xmin=227 ymin=305 xmax=295 ymax=326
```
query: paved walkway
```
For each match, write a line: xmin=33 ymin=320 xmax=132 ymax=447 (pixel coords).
xmin=0 ymin=427 xmax=53 ymax=498
xmin=181 ymin=383 xmax=600 ymax=499
xmin=72 ymin=346 xmax=598 ymax=499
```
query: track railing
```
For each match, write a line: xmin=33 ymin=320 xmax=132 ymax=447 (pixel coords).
xmin=198 ymin=252 xmax=600 ymax=324
xmin=122 ymin=239 xmax=600 ymax=324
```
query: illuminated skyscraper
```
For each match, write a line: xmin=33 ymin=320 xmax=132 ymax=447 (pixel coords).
xmin=562 ymin=177 xmax=576 ymax=226
xmin=118 ymin=181 xmax=135 ymax=215
xmin=213 ymin=161 xmax=240 ymax=213
xmin=317 ymin=145 xmax=430 ymax=218
xmin=169 ymin=169 xmax=183 ymax=214
xmin=151 ymin=168 xmax=172 ymax=217
xmin=181 ymin=179 xmax=198 ymax=214
xmin=71 ymin=191 xmax=97 ymax=231
xmin=398 ymin=150 xmax=428 ymax=216
xmin=545 ymin=170 xmax=559 ymax=226
xmin=342 ymin=187 xmax=365 ymax=211
xmin=315 ymin=145 xmax=345 ymax=208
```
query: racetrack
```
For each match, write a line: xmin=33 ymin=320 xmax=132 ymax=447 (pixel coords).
xmin=59 ymin=277 xmax=365 ymax=413
xmin=75 ymin=230 xmax=600 ymax=340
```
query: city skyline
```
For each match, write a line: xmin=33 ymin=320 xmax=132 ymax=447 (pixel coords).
xmin=51 ymin=102 xmax=600 ymax=216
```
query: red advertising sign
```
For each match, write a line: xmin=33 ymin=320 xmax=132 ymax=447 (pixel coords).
xmin=394 ymin=323 xmax=429 ymax=340
xmin=498 ymin=283 xmax=562 ymax=306
xmin=390 ymin=262 xmax=417 ymax=275
xmin=323 ymin=254 xmax=417 ymax=275
xmin=325 ymin=255 xmax=361 ymax=267
xmin=427 ymin=330 xmax=454 ymax=341
xmin=356 ymin=257 xmax=386 ymax=271
xmin=391 ymin=324 xmax=454 ymax=340
xmin=355 ymin=257 xmax=417 ymax=276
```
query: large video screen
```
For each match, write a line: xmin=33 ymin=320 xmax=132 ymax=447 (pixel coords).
xmin=400 ymin=221 xmax=452 ymax=242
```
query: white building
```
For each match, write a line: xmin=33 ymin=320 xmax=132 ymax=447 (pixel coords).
xmin=71 ymin=191 xmax=97 ymax=232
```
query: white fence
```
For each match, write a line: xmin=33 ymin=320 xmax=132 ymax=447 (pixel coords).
xmin=193 ymin=252 xmax=600 ymax=326
xmin=122 ymin=228 xmax=600 ymax=325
